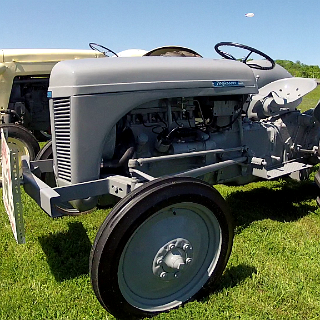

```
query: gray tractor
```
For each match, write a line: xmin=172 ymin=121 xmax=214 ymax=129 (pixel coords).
xmin=9 ymin=42 xmax=320 ymax=318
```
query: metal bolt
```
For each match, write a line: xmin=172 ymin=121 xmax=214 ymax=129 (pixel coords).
xmin=168 ymin=244 xmax=175 ymax=250
xmin=186 ymin=258 xmax=192 ymax=264
xmin=156 ymin=258 xmax=163 ymax=265
xmin=183 ymin=244 xmax=192 ymax=251
xmin=159 ymin=272 xmax=167 ymax=278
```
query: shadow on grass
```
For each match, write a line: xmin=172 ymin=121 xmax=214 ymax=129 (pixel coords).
xmin=38 ymin=221 xmax=92 ymax=282
xmin=225 ymin=180 xmax=319 ymax=231
xmin=217 ymin=264 xmax=257 ymax=290
xmin=200 ymin=264 xmax=257 ymax=302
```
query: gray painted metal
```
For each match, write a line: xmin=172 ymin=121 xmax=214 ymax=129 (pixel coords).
xmin=128 ymin=147 xmax=245 ymax=167
xmin=250 ymin=60 xmax=292 ymax=88
xmin=23 ymin=158 xmax=133 ymax=217
xmin=49 ymin=57 xmax=258 ymax=96
xmin=252 ymin=159 xmax=312 ymax=180
xmin=19 ymin=53 xmax=320 ymax=215
xmin=248 ymin=77 xmax=317 ymax=119
xmin=175 ymin=157 xmax=247 ymax=178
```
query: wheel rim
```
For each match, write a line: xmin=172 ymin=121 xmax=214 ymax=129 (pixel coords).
xmin=0 ymin=137 xmax=31 ymax=179
xmin=118 ymin=202 xmax=222 ymax=312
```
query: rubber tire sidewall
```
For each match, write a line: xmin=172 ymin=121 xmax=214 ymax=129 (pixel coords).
xmin=1 ymin=123 xmax=40 ymax=158
xmin=90 ymin=177 xmax=234 ymax=319
xmin=35 ymin=140 xmax=53 ymax=161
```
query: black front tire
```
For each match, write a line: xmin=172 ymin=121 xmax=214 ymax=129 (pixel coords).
xmin=90 ymin=176 xmax=234 ymax=319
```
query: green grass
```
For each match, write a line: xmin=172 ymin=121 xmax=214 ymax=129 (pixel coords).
xmin=298 ymin=83 xmax=320 ymax=112
xmin=1 ymin=179 xmax=320 ymax=320
xmin=1 ymin=85 xmax=320 ymax=319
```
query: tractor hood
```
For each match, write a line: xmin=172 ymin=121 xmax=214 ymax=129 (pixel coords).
xmin=48 ymin=57 xmax=258 ymax=97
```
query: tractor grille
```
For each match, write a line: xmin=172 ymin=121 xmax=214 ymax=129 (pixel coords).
xmin=53 ymin=97 xmax=71 ymax=182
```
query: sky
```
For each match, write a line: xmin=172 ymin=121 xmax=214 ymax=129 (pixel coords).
xmin=2 ymin=0 xmax=320 ymax=66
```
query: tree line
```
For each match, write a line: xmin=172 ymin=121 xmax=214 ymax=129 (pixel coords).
xmin=275 ymin=60 xmax=320 ymax=78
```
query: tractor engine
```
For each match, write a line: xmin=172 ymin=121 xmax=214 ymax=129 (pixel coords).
xmin=108 ymin=95 xmax=320 ymax=185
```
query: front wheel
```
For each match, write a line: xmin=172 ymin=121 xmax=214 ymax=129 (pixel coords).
xmin=90 ymin=177 xmax=234 ymax=319
xmin=0 ymin=124 xmax=40 ymax=184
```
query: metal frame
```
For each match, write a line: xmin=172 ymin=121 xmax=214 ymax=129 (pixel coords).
xmin=22 ymin=146 xmax=249 ymax=218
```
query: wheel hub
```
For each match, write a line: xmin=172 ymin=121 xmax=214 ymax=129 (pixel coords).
xmin=152 ymin=238 xmax=193 ymax=281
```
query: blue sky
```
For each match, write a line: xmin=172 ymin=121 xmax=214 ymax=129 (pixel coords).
xmin=2 ymin=0 xmax=320 ymax=65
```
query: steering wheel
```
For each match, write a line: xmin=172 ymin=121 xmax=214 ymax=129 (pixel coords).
xmin=214 ymin=42 xmax=275 ymax=70
xmin=89 ymin=43 xmax=118 ymax=57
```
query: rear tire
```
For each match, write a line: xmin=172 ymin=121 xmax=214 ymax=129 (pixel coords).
xmin=90 ymin=176 xmax=234 ymax=319
xmin=0 ymin=124 xmax=40 ymax=184
xmin=35 ymin=140 xmax=55 ymax=187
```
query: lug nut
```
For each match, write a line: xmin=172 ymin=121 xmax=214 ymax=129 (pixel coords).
xmin=159 ymin=272 xmax=167 ymax=278
xmin=186 ymin=258 xmax=192 ymax=264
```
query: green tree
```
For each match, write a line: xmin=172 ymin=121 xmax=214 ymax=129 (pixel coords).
xmin=275 ymin=60 xmax=320 ymax=78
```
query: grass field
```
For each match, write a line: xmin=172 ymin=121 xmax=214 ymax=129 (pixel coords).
xmin=1 ymin=86 xmax=320 ymax=320
xmin=298 ymin=83 xmax=320 ymax=112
